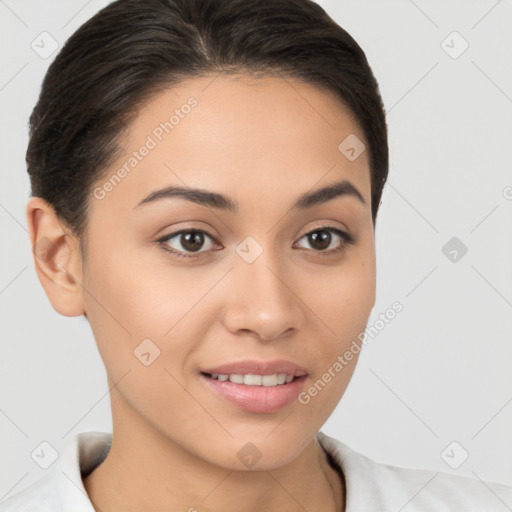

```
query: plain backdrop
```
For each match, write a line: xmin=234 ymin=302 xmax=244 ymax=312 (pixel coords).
xmin=1 ymin=0 xmax=511 ymax=500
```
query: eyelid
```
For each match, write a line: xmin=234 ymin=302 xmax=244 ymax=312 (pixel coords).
xmin=296 ymin=220 xmax=352 ymax=240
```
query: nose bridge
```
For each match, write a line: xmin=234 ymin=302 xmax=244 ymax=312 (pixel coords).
xmin=223 ymin=236 xmax=303 ymax=340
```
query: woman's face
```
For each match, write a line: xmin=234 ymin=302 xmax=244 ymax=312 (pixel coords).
xmin=80 ymin=73 xmax=376 ymax=469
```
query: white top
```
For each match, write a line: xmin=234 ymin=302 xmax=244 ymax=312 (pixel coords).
xmin=1 ymin=431 xmax=511 ymax=511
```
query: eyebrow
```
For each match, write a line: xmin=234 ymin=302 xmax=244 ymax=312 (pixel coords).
xmin=134 ymin=179 xmax=366 ymax=212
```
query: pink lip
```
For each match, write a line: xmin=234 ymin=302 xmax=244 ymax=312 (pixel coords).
xmin=199 ymin=359 xmax=309 ymax=414
xmin=201 ymin=359 xmax=308 ymax=377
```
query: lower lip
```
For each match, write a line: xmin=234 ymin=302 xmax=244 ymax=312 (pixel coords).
xmin=200 ymin=374 xmax=308 ymax=413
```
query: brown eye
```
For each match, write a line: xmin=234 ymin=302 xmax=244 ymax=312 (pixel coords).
xmin=179 ymin=231 xmax=206 ymax=252
xmin=157 ymin=229 xmax=217 ymax=258
xmin=295 ymin=227 xmax=353 ymax=254
xmin=307 ymin=230 xmax=332 ymax=250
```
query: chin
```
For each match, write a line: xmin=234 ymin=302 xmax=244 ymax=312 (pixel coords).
xmin=191 ymin=429 xmax=313 ymax=472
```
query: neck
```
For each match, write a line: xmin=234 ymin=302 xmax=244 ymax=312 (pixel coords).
xmin=83 ymin=393 xmax=344 ymax=512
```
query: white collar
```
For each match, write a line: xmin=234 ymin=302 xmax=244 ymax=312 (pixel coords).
xmin=2 ymin=430 xmax=510 ymax=511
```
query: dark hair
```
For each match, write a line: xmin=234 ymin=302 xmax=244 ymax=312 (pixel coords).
xmin=26 ymin=0 xmax=388 ymax=249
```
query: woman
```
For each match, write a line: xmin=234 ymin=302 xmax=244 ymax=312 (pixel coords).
xmin=1 ymin=0 xmax=511 ymax=510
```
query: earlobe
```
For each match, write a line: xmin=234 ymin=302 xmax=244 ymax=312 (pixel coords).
xmin=26 ymin=196 xmax=86 ymax=317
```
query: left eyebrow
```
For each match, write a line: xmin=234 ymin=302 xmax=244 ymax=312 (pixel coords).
xmin=134 ymin=179 xmax=366 ymax=212
xmin=294 ymin=180 xmax=366 ymax=209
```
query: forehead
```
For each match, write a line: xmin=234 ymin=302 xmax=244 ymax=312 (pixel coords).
xmin=91 ymin=73 xmax=371 ymax=218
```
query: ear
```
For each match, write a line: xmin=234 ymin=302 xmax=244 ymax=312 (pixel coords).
xmin=26 ymin=196 xmax=86 ymax=317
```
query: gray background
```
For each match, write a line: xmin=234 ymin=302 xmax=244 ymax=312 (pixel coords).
xmin=1 ymin=0 xmax=511 ymax=500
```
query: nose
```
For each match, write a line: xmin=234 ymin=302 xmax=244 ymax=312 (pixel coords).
xmin=221 ymin=249 xmax=305 ymax=341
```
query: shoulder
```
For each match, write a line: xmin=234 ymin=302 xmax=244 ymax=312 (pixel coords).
xmin=0 ymin=431 xmax=111 ymax=512
xmin=0 ymin=472 xmax=60 ymax=512
xmin=317 ymin=431 xmax=512 ymax=511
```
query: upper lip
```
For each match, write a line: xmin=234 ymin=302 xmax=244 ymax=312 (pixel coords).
xmin=201 ymin=359 xmax=308 ymax=377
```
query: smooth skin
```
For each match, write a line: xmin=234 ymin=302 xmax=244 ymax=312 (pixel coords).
xmin=27 ymin=73 xmax=376 ymax=512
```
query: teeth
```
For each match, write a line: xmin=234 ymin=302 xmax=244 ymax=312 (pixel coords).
xmin=262 ymin=374 xmax=277 ymax=386
xmin=209 ymin=373 xmax=295 ymax=386
xmin=244 ymin=374 xmax=262 ymax=386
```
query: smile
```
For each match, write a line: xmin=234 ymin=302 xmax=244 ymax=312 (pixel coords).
xmin=199 ymin=360 xmax=309 ymax=413
xmin=202 ymin=372 xmax=296 ymax=386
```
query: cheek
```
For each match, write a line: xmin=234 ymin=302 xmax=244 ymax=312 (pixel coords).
xmin=84 ymin=237 xmax=199 ymax=332
xmin=293 ymin=275 xmax=374 ymax=435
xmin=306 ymin=243 xmax=376 ymax=344
xmin=82 ymin=245 xmax=219 ymax=433
xmin=298 ymin=243 xmax=375 ymax=397
xmin=331 ymin=265 xmax=375 ymax=336
xmin=81 ymin=239 xmax=230 ymax=376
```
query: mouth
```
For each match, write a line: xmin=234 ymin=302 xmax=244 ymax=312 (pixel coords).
xmin=201 ymin=372 xmax=302 ymax=386
xmin=199 ymin=360 xmax=309 ymax=413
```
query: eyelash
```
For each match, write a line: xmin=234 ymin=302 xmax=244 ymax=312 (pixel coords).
xmin=156 ymin=226 xmax=355 ymax=260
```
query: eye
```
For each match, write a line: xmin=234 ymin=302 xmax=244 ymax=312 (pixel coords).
xmin=157 ymin=229 xmax=218 ymax=259
xmin=294 ymin=227 xmax=354 ymax=255
xmin=157 ymin=226 xmax=354 ymax=260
